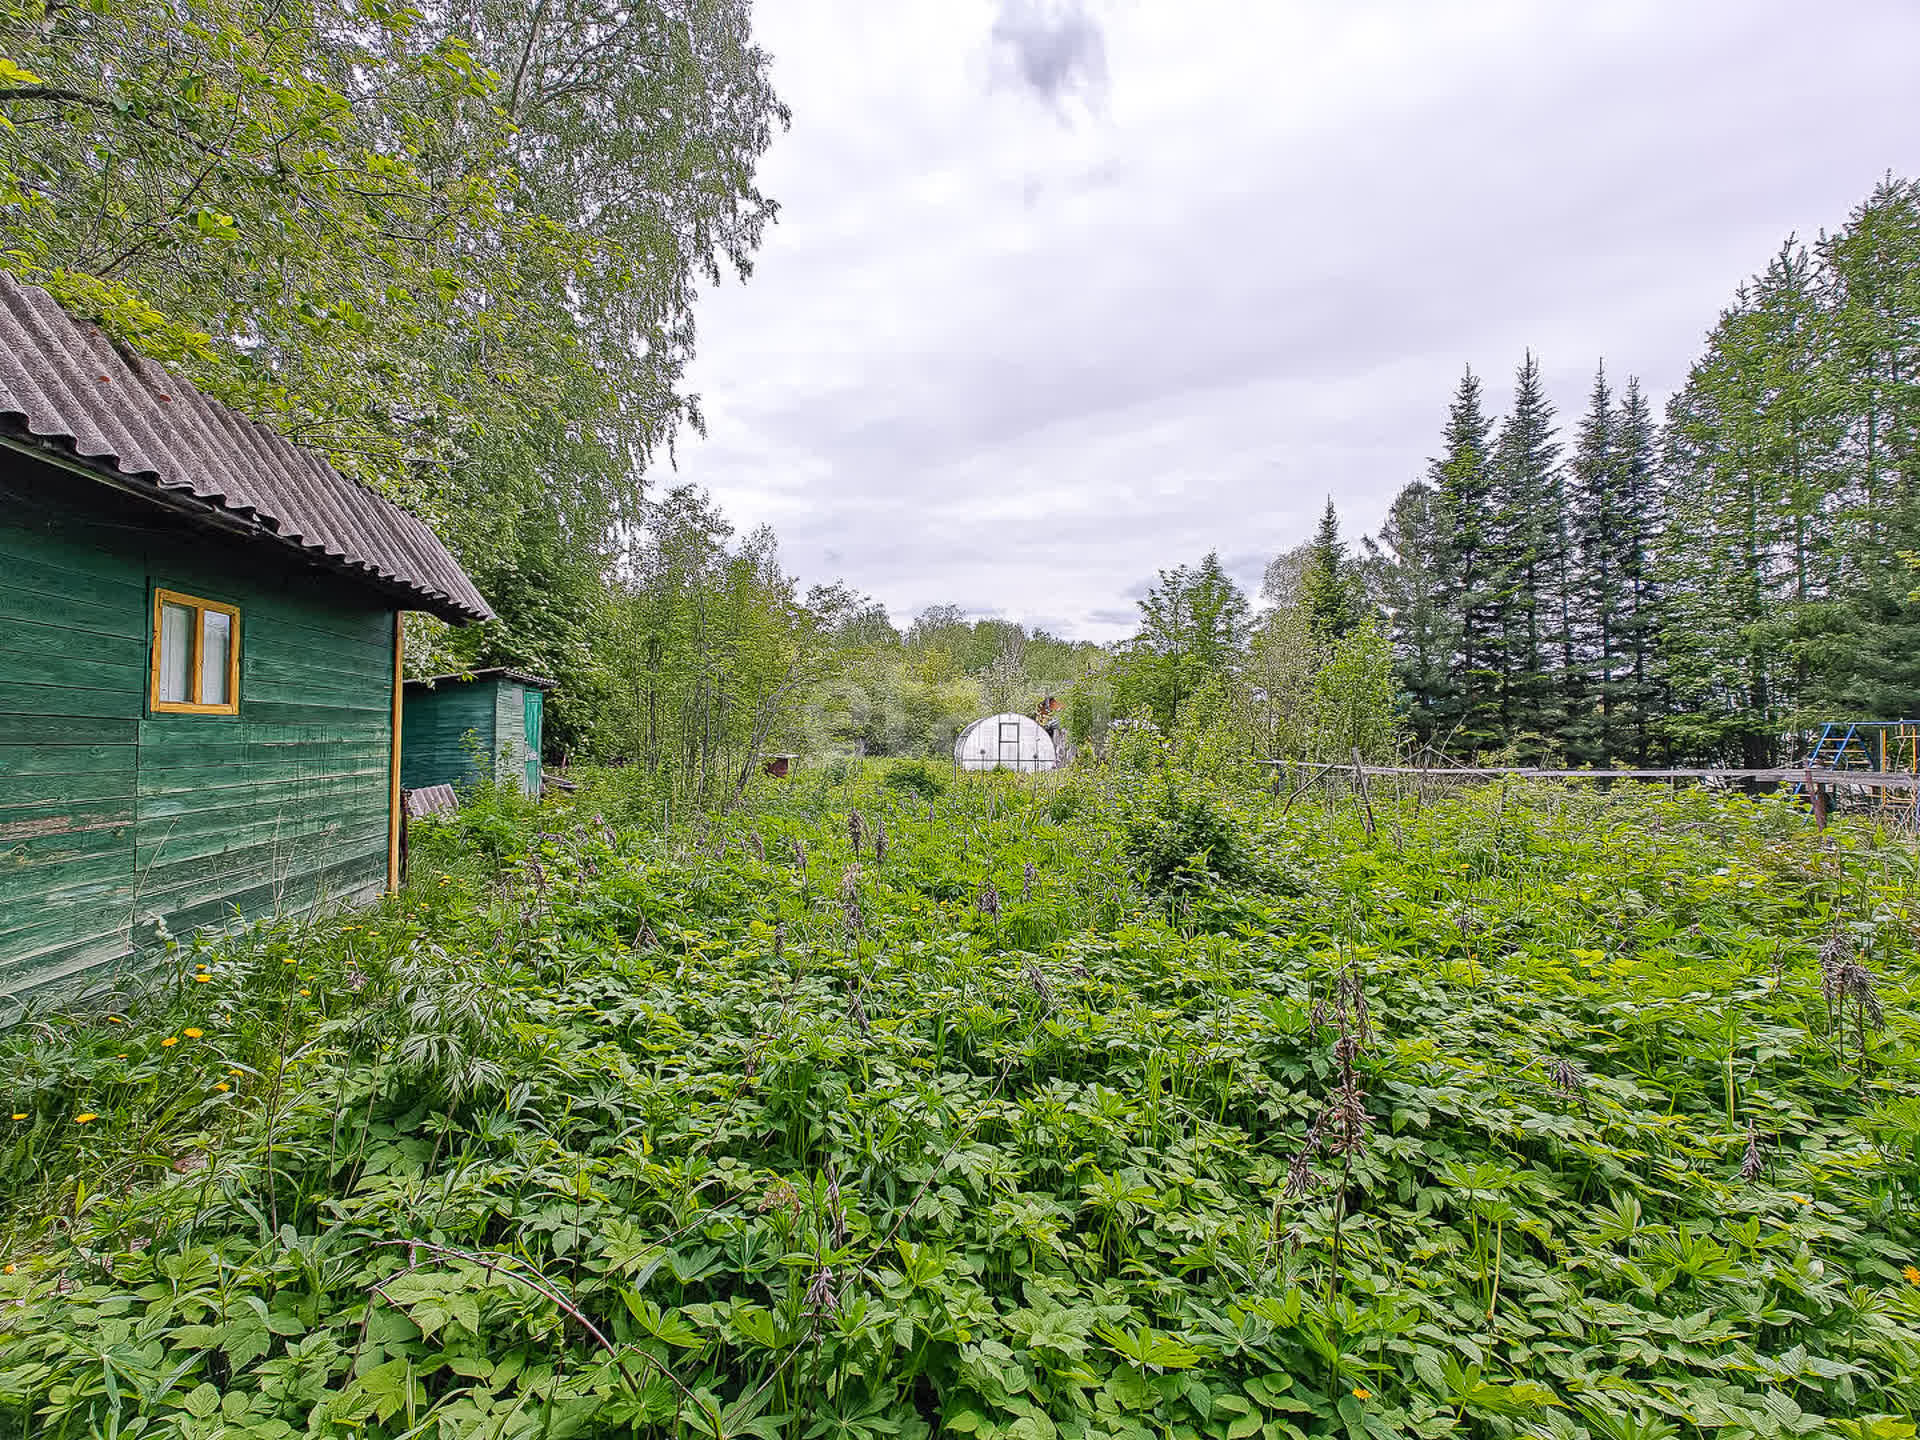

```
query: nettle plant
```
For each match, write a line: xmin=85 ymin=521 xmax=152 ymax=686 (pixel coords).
xmin=1 ymin=768 xmax=1918 ymax=1440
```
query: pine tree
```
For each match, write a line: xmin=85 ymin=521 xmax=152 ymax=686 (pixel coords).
xmin=1488 ymin=350 xmax=1565 ymax=760
xmin=1424 ymin=366 xmax=1499 ymax=753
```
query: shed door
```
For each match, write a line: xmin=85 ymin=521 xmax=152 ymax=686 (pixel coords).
xmin=523 ymin=689 xmax=543 ymax=795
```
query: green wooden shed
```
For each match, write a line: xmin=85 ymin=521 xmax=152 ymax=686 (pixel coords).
xmin=0 ymin=275 xmax=492 ymax=1010
xmin=401 ymin=668 xmax=556 ymax=797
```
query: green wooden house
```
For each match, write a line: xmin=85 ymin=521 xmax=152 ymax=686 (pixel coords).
xmin=401 ymin=668 xmax=555 ymax=797
xmin=0 ymin=275 xmax=492 ymax=1009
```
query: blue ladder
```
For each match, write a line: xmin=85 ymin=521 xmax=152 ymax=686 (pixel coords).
xmin=1791 ymin=722 xmax=1866 ymax=795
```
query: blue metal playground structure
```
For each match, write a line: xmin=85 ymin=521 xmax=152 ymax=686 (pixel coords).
xmin=1794 ymin=720 xmax=1920 ymax=815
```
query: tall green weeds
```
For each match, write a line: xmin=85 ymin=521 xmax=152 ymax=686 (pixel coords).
xmin=2 ymin=770 xmax=1918 ymax=1439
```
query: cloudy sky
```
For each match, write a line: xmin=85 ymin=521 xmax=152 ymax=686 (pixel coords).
xmin=670 ymin=0 xmax=1920 ymax=642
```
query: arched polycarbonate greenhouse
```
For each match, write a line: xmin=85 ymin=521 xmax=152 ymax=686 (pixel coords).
xmin=954 ymin=713 xmax=1058 ymax=772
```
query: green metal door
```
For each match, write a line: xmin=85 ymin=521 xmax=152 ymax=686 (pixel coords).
xmin=523 ymin=688 xmax=543 ymax=795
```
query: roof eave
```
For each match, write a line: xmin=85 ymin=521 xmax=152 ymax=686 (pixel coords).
xmin=0 ymin=429 xmax=493 ymax=625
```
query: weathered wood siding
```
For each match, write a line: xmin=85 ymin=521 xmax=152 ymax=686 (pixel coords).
xmin=400 ymin=682 xmax=498 ymax=792
xmin=0 ymin=504 xmax=143 ymax=998
xmin=0 ymin=457 xmax=398 ymax=1007
xmin=494 ymin=680 xmax=529 ymax=792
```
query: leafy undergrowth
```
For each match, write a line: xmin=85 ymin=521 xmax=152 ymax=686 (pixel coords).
xmin=4 ymin=770 xmax=1920 ymax=1440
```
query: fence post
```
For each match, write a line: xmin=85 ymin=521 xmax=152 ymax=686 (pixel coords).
xmin=1352 ymin=748 xmax=1377 ymax=838
xmin=1806 ymin=767 xmax=1828 ymax=829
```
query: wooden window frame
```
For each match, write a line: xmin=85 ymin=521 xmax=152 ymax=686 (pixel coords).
xmin=149 ymin=587 xmax=242 ymax=716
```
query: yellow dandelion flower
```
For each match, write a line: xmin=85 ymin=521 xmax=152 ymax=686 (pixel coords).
xmin=1352 ymin=1387 xmax=1371 ymax=1401
xmin=193 ymin=975 xmax=212 ymax=984
xmin=281 ymin=957 xmax=297 ymax=965
xmin=8 ymin=1114 xmax=24 ymax=1121
xmin=228 ymin=1068 xmax=244 ymax=1076
xmin=183 ymin=1028 xmax=203 ymax=1039
xmin=161 ymin=1036 xmax=178 ymax=1048
xmin=74 ymin=1113 xmax=97 ymax=1124
xmin=197 ymin=963 xmax=209 ymax=972
xmin=299 ymin=989 xmax=311 ymax=997
xmin=2 ymin=1263 xmax=13 ymax=1273
xmin=1904 ymin=1266 xmax=1920 ymax=1286
xmin=116 ymin=1054 xmax=126 ymax=1060
xmin=107 ymin=1016 xmax=123 ymax=1024
xmin=215 ymin=1083 xmax=230 ymax=1092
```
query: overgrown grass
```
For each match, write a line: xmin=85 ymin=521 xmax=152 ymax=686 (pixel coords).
xmin=3 ymin=768 xmax=1919 ymax=1439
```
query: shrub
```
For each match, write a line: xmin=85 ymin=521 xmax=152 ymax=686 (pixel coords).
xmin=882 ymin=759 xmax=947 ymax=800
xmin=1107 ymin=712 xmax=1167 ymax=773
xmin=412 ymin=756 xmax=538 ymax=871
xmin=1124 ymin=779 xmax=1255 ymax=897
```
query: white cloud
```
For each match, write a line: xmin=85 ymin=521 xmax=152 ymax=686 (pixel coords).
xmin=670 ymin=0 xmax=1920 ymax=640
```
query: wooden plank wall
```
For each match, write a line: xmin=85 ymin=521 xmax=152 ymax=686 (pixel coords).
xmin=400 ymin=682 xmax=497 ymax=792
xmin=495 ymin=680 xmax=530 ymax=794
xmin=0 ymin=512 xmax=144 ymax=997
xmin=0 ymin=460 xmax=397 ymax=1007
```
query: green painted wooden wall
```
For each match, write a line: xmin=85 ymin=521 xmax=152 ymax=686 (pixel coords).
xmin=400 ymin=683 xmax=497 ymax=792
xmin=0 ymin=452 xmax=398 ymax=1009
xmin=401 ymin=677 xmax=537 ymax=795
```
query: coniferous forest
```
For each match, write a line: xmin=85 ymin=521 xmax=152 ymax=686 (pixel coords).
xmin=1367 ymin=177 xmax=1920 ymax=767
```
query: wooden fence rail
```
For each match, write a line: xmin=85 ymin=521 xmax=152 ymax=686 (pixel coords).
xmin=1337 ymin=764 xmax=1919 ymax=790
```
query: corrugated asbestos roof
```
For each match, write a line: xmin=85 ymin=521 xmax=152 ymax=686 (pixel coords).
xmin=0 ymin=274 xmax=493 ymax=623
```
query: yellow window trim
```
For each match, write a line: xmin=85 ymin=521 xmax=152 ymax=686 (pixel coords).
xmin=149 ymin=587 xmax=242 ymax=716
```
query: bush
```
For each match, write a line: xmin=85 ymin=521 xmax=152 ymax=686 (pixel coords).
xmin=1045 ymin=783 xmax=1085 ymax=822
xmin=1106 ymin=712 xmax=1167 ymax=773
xmin=1124 ymin=779 xmax=1255 ymax=898
xmin=411 ymin=762 xmax=538 ymax=871
xmin=882 ymin=759 xmax=947 ymax=800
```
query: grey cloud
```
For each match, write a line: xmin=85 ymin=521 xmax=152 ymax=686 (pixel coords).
xmin=989 ymin=0 xmax=1107 ymax=116
xmin=670 ymin=0 xmax=1920 ymax=642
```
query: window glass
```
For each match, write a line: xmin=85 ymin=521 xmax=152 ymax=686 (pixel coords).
xmin=200 ymin=609 xmax=232 ymax=706
xmin=158 ymin=602 xmax=194 ymax=704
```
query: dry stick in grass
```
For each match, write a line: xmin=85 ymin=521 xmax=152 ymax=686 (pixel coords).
xmin=1280 ymin=762 xmax=1344 ymax=815
xmin=1351 ymin=748 xmax=1377 ymax=839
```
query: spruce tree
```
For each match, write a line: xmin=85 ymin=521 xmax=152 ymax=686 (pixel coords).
xmin=1564 ymin=362 xmax=1616 ymax=764
xmin=1813 ymin=177 xmax=1920 ymax=719
xmin=1425 ymin=366 xmax=1499 ymax=754
xmin=1613 ymin=377 xmax=1662 ymax=761
xmin=1364 ymin=483 xmax=1448 ymax=741
xmin=1488 ymin=350 xmax=1565 ymax=760
xmin=1563 ymin=364 xmax=1664 ymax=764
xmin=1605 ymin=384 xmax=1666 ymax=768
xmin=1299 ymin=498 xmax=1365 ymax=637
xmin=1656 ymin=245 xmax=1833 ymax=765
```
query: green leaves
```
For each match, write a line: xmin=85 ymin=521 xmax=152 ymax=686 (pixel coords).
xmin=4 ymin=778 xmax=1920 ymax=1438
xmin=1095 ymin=1324 xmax=1204 ymax=1373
